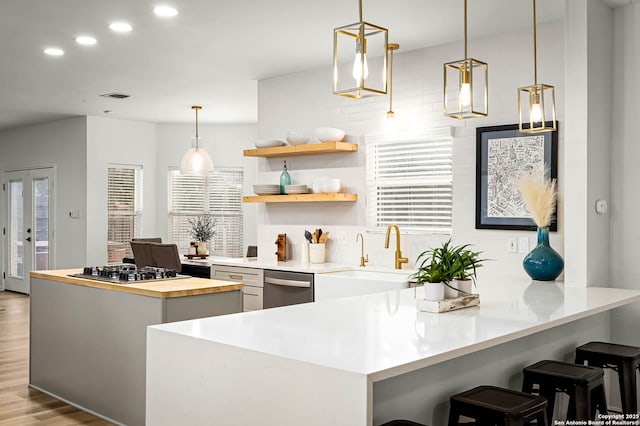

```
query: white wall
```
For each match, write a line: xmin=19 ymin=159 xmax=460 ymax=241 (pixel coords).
xmin=155 ymin=123 xmax=258 ymax=251
xmin=256 ymin=21 xmax=565 ymax=280
xmin=0 ymin=117 xmax=88 ymax=269
xmin=86 ymin=116 xmax=157 ymax=265
xmin=610 ymin=3 xmax=640 ymax=346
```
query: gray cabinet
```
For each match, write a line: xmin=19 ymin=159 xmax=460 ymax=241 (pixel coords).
xmin=212 ymin=265 xmax=264 ymax=311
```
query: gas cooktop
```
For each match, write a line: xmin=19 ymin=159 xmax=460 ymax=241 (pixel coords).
xmin=70 ymin=265 xmax=189 ymax=285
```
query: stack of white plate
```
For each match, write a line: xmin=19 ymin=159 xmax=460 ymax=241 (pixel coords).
xmin=284 ymin=184 xmax=309 ymax=194
xmin=253 ymin=184 xmax=280 ymax=195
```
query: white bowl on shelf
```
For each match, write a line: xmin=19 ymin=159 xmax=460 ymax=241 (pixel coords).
xmin=315 ymin=127 xmax=345 ymax=143
xmin=286 ymin=132 xmax=310 ymax=145
xmin=322 ymin=178 xmax=341 ymax=193
xmin=253 ymin=184 xmax=280 ymax=195
xmin=254 ymin=139 xmax=286 ymax=148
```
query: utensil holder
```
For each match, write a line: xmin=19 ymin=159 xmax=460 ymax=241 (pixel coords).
xmin=309 ymin=243 xmax=326 ymax=264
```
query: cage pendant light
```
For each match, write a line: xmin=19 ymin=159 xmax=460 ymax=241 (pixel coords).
xmin=444 ymin=0 xmax=488 ymax=119
xmin=386 ymin=43 xmax=399 ymax=118
xmin=333 ymin=0 xmax=388 ymax=98
xmin=180 ymin=105 xmax=214 ymax=175
xmin=518 ymin=0 xmax=556 ymax=133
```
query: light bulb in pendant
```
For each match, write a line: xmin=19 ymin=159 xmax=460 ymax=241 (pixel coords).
xmin=530 ymin=102 xmax=542 ymax=123
xmin=459 ymin=83 xmax=471 ymax=108
xmin=352 ymin=52 xmax=369 ymax=85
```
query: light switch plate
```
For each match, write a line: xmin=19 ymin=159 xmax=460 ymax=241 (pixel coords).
xmin=518 ymin=237 xmax=529 ymax=253
xmin=69 ymin=210 xmax=81 ymax=219
xmin=507 ymin=238 xmax=517 ymax=253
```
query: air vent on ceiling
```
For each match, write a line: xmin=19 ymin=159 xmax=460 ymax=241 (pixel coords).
xmin=99 ymin=92 xmax=131 ymax=99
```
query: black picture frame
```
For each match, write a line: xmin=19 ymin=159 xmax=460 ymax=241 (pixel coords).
xmin=475 ymin=123 xmax=558 ymax=231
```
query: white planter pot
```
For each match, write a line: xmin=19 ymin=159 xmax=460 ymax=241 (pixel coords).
xmin=196 ymin=242 xmax=208 ymax=255
xmin=444 ymin=283 xmax=458 ymax=299
xmin=453 ymin=279 xmax=473 ymax=295
xmin=423 ymin=282 xmax=445 ymax=301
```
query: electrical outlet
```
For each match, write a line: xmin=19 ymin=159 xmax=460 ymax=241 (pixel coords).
xmin=336 ymin=232 xmax=347 ymax=245
xmin=518 ymin=237 xmax=530 ymax=253
xmin=507 ymin=238 xmax=517 ymax=253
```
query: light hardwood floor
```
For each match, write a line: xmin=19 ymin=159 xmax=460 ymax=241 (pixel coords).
xmin=0 ymin=291 xmax=113 ymax=425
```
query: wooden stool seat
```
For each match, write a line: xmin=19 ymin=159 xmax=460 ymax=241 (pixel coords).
xmin=448 ymin=385 xmax=548 ymax=425
xmin=522 ymin=360 xmax=607 ymax=421
xmin=576 ymin=341 xmax=640 ymax=414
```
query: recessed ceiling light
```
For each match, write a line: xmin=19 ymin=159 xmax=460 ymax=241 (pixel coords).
xmin=153 ymin=5 xmax=178 ymax=17
xmin=43 ymin=47 xmax=64 ymax=56
xmin=109 ymin=21 xmax=133 ymax=33
xmin=75 ymin=35 xmax=97 ymax=46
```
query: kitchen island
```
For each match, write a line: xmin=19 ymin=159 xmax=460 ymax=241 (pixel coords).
xmin=29 ymin=269 xmax=242 ymax=426
xmin=147 ymin=279 xmax=640 ymax=425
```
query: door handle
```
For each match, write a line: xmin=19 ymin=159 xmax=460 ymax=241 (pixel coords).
xmin=264 ymin=277 xmax=311 ymax=288
xmin=26 ymin=237 xmax=32 ymax=242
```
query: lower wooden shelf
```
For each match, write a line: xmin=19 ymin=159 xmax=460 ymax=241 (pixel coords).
xmin=243 ymin=193 xmax=357 ymax=203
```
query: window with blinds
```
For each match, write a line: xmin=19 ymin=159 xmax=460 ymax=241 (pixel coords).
xmin=168 ymin=167 xmax=243 ymax=257
xmin=107 ymin=166 xmax=143 ymax=262
xmin=366 ymin=129 xmax=453 ymax=234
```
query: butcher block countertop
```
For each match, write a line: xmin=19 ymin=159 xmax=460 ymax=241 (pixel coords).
xmin=30 ymin=269 xmax=243 ymax=298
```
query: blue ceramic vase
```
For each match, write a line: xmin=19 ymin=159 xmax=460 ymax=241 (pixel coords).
xmin=522 ymin=227 xmax=564 ymax=281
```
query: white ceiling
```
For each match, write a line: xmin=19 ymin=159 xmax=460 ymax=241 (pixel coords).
xmin=0 ymin=1 xmax=573 ymax=130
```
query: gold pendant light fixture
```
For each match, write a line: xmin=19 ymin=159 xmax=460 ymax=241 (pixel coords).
xmin=386 ymin=43 xmax=399 ymax=119
xmin=180 ymin=105 xmax=214 ymax=175
xmin=518 ymin=0 xmax=556 ymax=133
xmin=333 ymin=0 xmax=388 ymax=99
xmin=444 ymin=0 xmax=488 ymax=119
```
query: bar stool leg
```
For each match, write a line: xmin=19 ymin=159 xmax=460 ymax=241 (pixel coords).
xmin=539 ymin=384 xmax=556 ymax=423
xmin=619 ymin=361 xmax=638 ymax=414
xmin=593 ymin=384 xmax=608 ymax=417
xmin=447 ymin=404 xmax=459 ymax=426
xmin=573 ymin=385 xmax=590 ymax=420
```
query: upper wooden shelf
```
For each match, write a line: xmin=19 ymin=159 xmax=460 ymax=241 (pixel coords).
xmin=243 ymin=141 xmax=358 ymax=158
xmin=243 ymin=193 xmax=357 ymax=203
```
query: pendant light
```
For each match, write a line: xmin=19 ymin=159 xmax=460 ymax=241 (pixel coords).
xmin=333 ymin=0 xmax=388 ymax=99
xmin=386 ymin=43 xmax=399 ymax=119
xmin=518 ymin=0 xmax=556 ymax=133
xmin=180 ymin=105 xmax=214 ymax=175
xmin=444 ymin=0 xmax=488 ymax=119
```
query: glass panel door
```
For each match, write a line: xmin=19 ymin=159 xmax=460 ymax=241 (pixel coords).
xmin=4 ymin=168 xmax=54 ymax=294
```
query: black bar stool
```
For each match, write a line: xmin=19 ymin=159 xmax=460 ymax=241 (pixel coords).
xmin=448 ymin=385 xmax=548 ymax=425
xmin=575 ymin=341 xmax=640 ymax=414
xmin=380 ymin=421 xmax=426 ymax=426
xmin=522 ymin=360 xmax=607 ymax=421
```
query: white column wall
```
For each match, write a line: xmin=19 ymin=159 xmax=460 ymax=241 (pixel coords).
xmin=610 ymin=3 xmax=640 ymax=346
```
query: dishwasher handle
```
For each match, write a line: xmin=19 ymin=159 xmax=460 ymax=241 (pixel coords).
xmin=264 ymin=277 xmax=311 ymax=288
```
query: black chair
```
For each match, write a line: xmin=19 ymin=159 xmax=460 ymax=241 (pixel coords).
xmin=131 ymin=237 xmax=162 ymax=243
xmin=522 ymin=360 xmax=607 ymax=421
xmin=575 ymin=341 xmax=640 ymax=414
xmin=448 ymin=385 xmax=548 ymax=425
xmin=150 ymin=243 xmax=182 ymax=273
xmin=130 ymin=241 xmax=156 ymax=268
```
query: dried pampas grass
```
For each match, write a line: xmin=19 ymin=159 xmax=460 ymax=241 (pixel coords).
xmin=517 ymin=170 xmax=557 ymax=228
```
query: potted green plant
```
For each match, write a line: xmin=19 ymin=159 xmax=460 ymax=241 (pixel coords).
xmin=412 ymin=240 xmax=460 ymax=301
xmin=188 ymin=215 xmax=216 ymax=255
xmin=451 ymin=246 xmax=484 ymax=296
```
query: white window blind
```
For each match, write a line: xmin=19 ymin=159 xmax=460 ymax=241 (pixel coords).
xmin=168 ymin=167 xmax=243 ymax=257
xmin=366 ymin=129 xmax=453 ymax=234
xmin=107 ymin=166 xmax=143 ymax=262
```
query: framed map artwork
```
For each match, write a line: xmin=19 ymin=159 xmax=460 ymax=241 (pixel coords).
xmin=475 ymin=123 xmax=558 ymax=231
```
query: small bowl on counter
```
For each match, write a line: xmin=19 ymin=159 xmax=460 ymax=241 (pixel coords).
xmin=315 ymin=127 xmax=345 ymax=143
xmin=254 ymin=139 xmax=286 ymax=148
xmin=286 ymin=132 xmax=310 ymax=145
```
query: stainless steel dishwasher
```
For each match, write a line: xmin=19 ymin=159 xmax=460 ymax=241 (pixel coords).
xmin=263 ymin=269 xmax=314 ymax=309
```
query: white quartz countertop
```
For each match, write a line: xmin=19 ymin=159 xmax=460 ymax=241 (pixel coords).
xmin=187 ymin=256 xmax=356 ymax=274
xmin=150 ymin=279 xmax=640 ymax=382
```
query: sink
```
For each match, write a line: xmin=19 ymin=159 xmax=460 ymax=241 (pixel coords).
xmin=314 ymin=268 xmax=411 ymax=302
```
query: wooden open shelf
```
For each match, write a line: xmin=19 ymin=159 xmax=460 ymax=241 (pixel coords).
xmin=243 ymin=141 xmax=358 ymax=158
xmin=243 ymin=193 xmax=357 ymax=203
